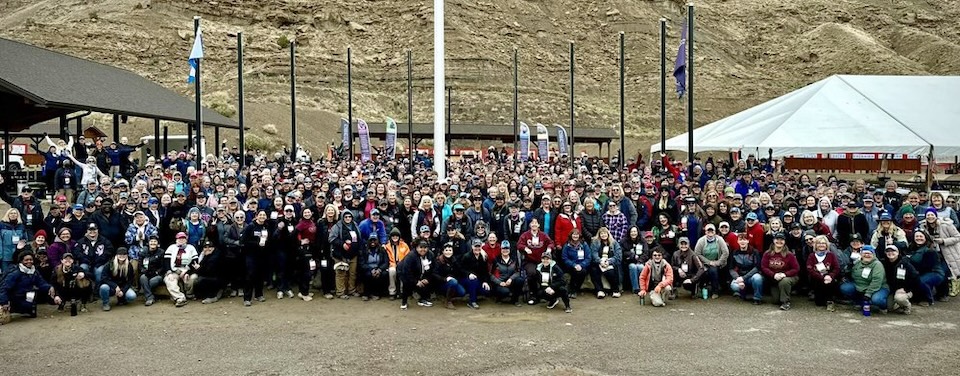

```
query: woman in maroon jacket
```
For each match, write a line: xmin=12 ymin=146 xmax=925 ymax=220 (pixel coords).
xmin=518 ymin=219 xmax=554 ymax=294
xmin=805 ymin=235 xmax=841 ymax=312
xmin=761 ymin=232 xmax=800 ymax=310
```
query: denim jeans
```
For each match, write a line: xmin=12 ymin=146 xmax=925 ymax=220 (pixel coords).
xmin=442 ymin=279 xmax=466 ymax=298
xmin=627 ymin=263 xmax=643 ymax=293
xmin=459 ymin=277 xmax=488 ymax=303
xmin=916 ymin=273 xmax=944 ymax=302
xmin=94 ymin=265 xmax=106 ymax=285
xmin=139 ymin=275 xmax=163 ymax=301
xmin=840 ymin=282 xmax=890 ymax=309
xmin=704 ymin=266 xmax=721 ymax=294
xmin=730 ymin=274 xmax=764 ymax=301
xmin=99 ymin=284 xmax=137 ymax=305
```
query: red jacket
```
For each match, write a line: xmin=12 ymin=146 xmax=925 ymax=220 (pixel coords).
xmin=745 ymin=223 xmax=766 ymax=252
xmin=518 ymin=230 xmax=554 ymax=264
xmin=805 ymin=251 xmax=841 ymax=282
xmin=554 ymin=213 xmax=581 ymax=247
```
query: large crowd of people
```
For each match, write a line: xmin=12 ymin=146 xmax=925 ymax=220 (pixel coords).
xmin=1 ymin=137 xmax=958 ymax=323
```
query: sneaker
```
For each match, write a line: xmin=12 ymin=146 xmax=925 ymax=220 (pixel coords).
xmin=547 ymin=300 xmax=560 ymax=309
xmin=80 ymin=304 xmax=88 ymax=313
xmin=175 ymin=299 xmax=188 ymax=307
xmin=569 ymin=292 xmax=577 ymax=299
xmin=389 ymin=295 xmax=397 ymax=301
xmin=229 ymin=290 xmax=239 ymax=297
xmin=826 ymin=301 xmax=836 ymax=312
xmin=514 ymin=301 xmax=523 ymax=307
xmin=445 ymin=301 xmax=456 ymax=310
xmin=612 ymin=292 xmax=621 ymax=298
xmin=244 ymin=300 xmax=252 ymax=307
xmin=324 ymin=293 xmax=335 ymax=300
xmin=918 ymin=301 xmax=931 ymax=307
xmin=527 ymin=299 xmax=536 ymax=305
xmin=297 ymin=293 xmax=313 ymax=301
xmin=902 ymin=305 xmax=912 ymax=315
xmin=351 ymin=292 xmax=360 ymax=297
xmin=144 ymin=298 xmax=155 ymax=307
xmin=752 ymin=299 xmax=762 ymax=305
xmin=400 ymin=303 xmax=408 ymax=310
xmin=339 ymin=295 xmax=350 ymax=300
xmin=564 ymin=306 xmax=573 ymax=313
xmin=417 ymin=300 xmax=433 ymax=307
xmin=372 ymin=296 xmax=381 ymax=301
xmin=711 ymin=294 xmax=719 ymax=299
xmin=285 ymin=290 xmax=295 ymax=298
xmin=362 ymin=296 xmax=370 ymax=301
xmin=277 ymin=291 xmax=284 ymax=299
xmin=779 ymin=302 xmax=791 ymax=311
xmin=256 ymin=296 xmax=266 ymax=302
xmin=102 ymin=304 xmax=111 ymax=311
xmin=597 ymin=291 xmax=606 ymax=299
xmin=201 ymin=297 xmax=219 ymax=304
xmin=467 ymin=302 xmax=480 ymax=309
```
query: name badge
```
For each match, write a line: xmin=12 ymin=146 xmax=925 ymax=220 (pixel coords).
xmin=681 ymin=263 xmax=689 ymax=273
xmin=321 ymin=260 xmax=328 ymax=268
xmin=861 ymin=267 xmax=871 ymax=279
xmin=540 ymin=271 xmax=550 ymax=286
xmin=349 ymin=231 xmax=357 ymax=242
xmin=896 ymin=266 xmax=906 ymax=280
xmin=11 ymin=236 xmax=19 ymax=243
xmin=253 ymin=231 xmax=262 ymax=237
xmin=309 ymin=259 xmax=317 ymax=271
xmin=143 ymin=259 xmax=150 ymax=269
xmin=25 ymin=291 xmax=36 ymax=303
xmin=602 ymin=246 xmax=610 ymax=258
xmin=65 ymin=178 xmax=71 ymax=185
xmin=577 ymin=249 xmax=585 ymax=259
xmin=287 ymin=225 xmax=294 ymax=233
xmin=26 ymin=214 xmax=32 ymax=224
xmin=815 ymin=262 xmax=826 ymax=274
xmin=531 ymin=236 xmax=539 ymax=246
xmin=270 ymin=212 xmax=278 ymax=220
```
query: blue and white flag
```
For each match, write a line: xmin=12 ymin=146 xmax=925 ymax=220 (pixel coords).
xmin=519 ymin=122 xmax=530 ymax=162
xmin=554 ymin=124 xmax=569 ymax=157
xmin=535 ymin=123 xmax=549 ymax=161
xmin=384 ymin=117 xmax=398 ymax=160
xmin=187 ymin=25 xmax=204 ymax=83
xmin=673 ymin=19 xmax=687 ymax=99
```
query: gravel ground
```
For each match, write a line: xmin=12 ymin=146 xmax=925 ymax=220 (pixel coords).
xmin=1 ymin=293 xmax=958 ymax=376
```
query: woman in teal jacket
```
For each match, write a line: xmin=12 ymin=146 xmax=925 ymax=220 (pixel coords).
xmin=0 ymin=208 xmax=28 ymax=273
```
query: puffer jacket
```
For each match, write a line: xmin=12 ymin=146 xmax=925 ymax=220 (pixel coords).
xmin=925 ymin=220 xmax=960 ymax=277
xmin=0 ymin=266 xmax=53 ymax=306
xmin=490 ymin=253 xmax=521 ymax=285
xmin=729 ymin=247 xmax=761 ymax=280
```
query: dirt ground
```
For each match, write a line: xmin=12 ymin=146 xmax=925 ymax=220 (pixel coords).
xmin=1 ymin=290 xmax=958 ymax=375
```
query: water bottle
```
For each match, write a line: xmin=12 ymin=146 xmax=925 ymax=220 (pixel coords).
xmin=701 ymin=287 xmax=709 ymax=300
xmin=862 ymin=299 xmax=871 ymax=317
xmin=70 ymin=301 xmax=78 ymax=317
xmin=640 ymin=296 xmax=645 ymax=306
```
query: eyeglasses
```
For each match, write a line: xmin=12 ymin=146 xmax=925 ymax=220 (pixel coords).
xmin=705 ymin=229 xmax=715 ymax=232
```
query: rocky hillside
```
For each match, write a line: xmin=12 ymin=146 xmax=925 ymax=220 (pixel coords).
xmin=2 ymin=0 xmax=958 ymax=156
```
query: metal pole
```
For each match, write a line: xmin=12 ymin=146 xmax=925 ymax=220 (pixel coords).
xmin=3 ymin=129 xmax=9 ymax=170
xmin=513 ymin=48 xmax=518 ymax=158
xmin=569 ymin=41 xmax=575 ymax=173
xmin=290 ymin=39 xmax=297 ymax=161
xmin=347 ymin=46 xmax=353 ymax=159
xmin=214 ymin=126 xmax=220 ymax=158
xmin=619 ymin=32 xmax=625 ymax=170
xmin=194 ymin=16 xmax=203 ymax=157
xmin=237 ymin=32 xmax=245 ymax=169
xmin=660 ymin=18 xmax=667 ymax=156
xmin=163 ymin=125 xmax=169 ymax=156
xmin=154 ymin=119 xmax=160 ymax=158
xmin=687 ymin=3 xmax=695 ymax=171
xmin=407 ymin=50 xmax=414 ymax=164
xmin=113 ymin=114 xmax=120 ymax=144
xmin=433 ymin=0 xmax=446 ymax=178
xmin=76 ymin=117 xmax=82 ymax=142
xmin=446 ymin=86 xmax=451 ymax=158
xmin=59 ymin=115 xmax=68 ymax=140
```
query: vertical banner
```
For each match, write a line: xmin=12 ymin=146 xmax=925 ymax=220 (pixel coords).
xmin=358 ymin=118 xmax=372 ymax=162
xmin=384 ymin=117 xmax=398 ymax=160
xmin=340 ymin=118 xmax=350 ymax=158
xmin=536 ymin=123 xmax=549 ymax=161
xmin=554 ymin=124 xmax=568 ymax=157
xmin=519 ymin=122 xmax=530 ymax=162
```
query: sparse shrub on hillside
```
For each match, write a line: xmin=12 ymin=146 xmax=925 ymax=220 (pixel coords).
xmin=262 ymin=123 xmax=278 ymax=135
xmin=277 ymin=35 xmax=290 ymax=49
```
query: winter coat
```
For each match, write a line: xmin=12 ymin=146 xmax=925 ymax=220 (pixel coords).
xmin=882 ymin=256 xmax=917 ymax=293
xmin=835 ymin=210 xmax=870 ymax=249
xmin=532 ymin=261 xmax=565 ymax=291
xmin=460 ymin=251 xmax=490 ymax=282
xmin=905 ymin=245 xmax=943 ymax=277
xmin=0 ymin=222 xmax=27 ymax=264
xmin=328 ymin=213 xmax=361 ymax=260
xmin=694 ymin=236 xmax=729 ymax=268
xmin=925 ymin=220 xmax=960 ymax=276
xmin=384 ymin=240 xmax=410 ymax=268
xmin=850 ymin=258 xmax=887 ymax=296
xmin=490 ymin=255 xmax=521 ymax=285
xmin=0 ymin=266 xmax=53 ymax=306
xmin=561 ymin=241 xmax=592 ymax=271
xmin=805 ymin=251 xmax=841 ymax=283
xmin=671 ymin=249 xmax=704 ymax=284
xmin=639 ymin=259 xmax=674 ymax=293
xmin=554 ymin=213 xmax=581 ymax=248
xmin=398 ymin=251 xmax=434 ymax=286
xmin=729 ymin=247 xmax=761 ymax=281
xmin=101 ymin=260 xmax=137 ymax=292
xmin=579 ymin=208 xmax=604 ymax=243
xmin=73 ymin=235 xmax=115 ymax=268
xmin=124 ymin=222 xmax=158 ymax=260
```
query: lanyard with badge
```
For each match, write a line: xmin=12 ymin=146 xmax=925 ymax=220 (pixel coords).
xmin=896 ymin=264 xmax=906 ymax=280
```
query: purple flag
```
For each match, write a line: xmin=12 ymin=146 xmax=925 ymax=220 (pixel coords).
xmin=340 ymin=118 xmax=350 ymax=158
xmin=673 ymin=20 xmax=687 ymax=99
xmin=519 ymin=122 xmax=530 ymax=162
xmin=358 ymin=119 xmax=371 ymax=162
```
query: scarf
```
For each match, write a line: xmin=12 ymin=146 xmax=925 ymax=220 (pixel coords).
xmin=18 ymin=263 xmax=35 ymax=275
xmin=650 ymin=260 xmax=665 ymax=283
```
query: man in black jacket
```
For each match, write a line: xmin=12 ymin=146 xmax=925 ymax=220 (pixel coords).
xmin=397 ymin=240 xmax=434 ymax=310
xmin=72 ymin=223 xmax=115 ymax=285
xmin=530 ymin=253 xmax=572 ymax=313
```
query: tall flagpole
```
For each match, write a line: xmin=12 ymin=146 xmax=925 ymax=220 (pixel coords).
xmin=433 ymin=0 xmax=446 ymax=179
xmin=237 ymin=31 xmax=245 ymax=169
xmin=407 ymin=50 xmax=414 ymax=164
xmin=569 ymin=41 xmax=575 ymax=174
xmin=619 ymin=32 xmax=625 ymax=169
xmin=347 ymin=46 xmax=353 ymax=159
xmin=660 ymin=18 xmax=666 ymax=156
xmin=687 ymin=3 xmax=695 ymax=171
xmin=513 ymin=48 xmax=518 ymax=158
xmin=193 ymin=16 xmax=202 ymax=156
xmin=290 ymin=39 xmax=297 ymax=161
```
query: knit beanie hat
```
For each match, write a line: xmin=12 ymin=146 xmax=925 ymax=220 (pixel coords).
xmin=925 ymin=207 xmax=938 ymax=217
xmin=899 ymin=205 xmax=915 ymax=217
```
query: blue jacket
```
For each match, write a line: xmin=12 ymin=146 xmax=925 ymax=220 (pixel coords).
xmin=734 ymin=179 xmax=760 ymax=198
xmin=358 ymin=219 xmax=388 ymax=245
xmin=561 ymin=242 xmax=592 ymax=270
xmin=0 ymin=267 xmax=52 ymax=306
xmin=0 ymin=222 xmax=27 ymax=263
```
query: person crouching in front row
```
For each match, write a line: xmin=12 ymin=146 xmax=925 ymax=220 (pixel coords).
xmin=529 ymin=252 xmax=572 ymax=313
xmin=638 ymin=247 xmax=674 ymax=307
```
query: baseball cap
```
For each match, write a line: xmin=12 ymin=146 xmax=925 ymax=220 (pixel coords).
xmin=176 ymin=232 xmax=187 ymax=239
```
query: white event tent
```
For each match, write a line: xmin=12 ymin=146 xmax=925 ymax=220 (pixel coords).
xmin=651 ymin=75 xmax=960 ymax=158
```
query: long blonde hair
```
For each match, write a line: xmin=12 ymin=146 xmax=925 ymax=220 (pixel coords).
xmin=111 ymin=254 xmax=130 ymax=279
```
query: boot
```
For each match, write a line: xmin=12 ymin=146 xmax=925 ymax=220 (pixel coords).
xmin=950 ymin=279 xmax=960 ymax=297
xmin=445 ymin=289 xmax=456 ymax=309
